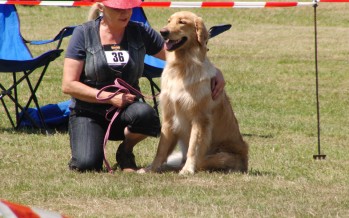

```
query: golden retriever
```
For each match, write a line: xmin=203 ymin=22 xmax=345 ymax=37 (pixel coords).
xmin=146 ymin=11 xmax=248 ymax=174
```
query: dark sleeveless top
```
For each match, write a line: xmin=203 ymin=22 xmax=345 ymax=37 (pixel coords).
xmin=65 ymin=17 xmax=163 ymax=115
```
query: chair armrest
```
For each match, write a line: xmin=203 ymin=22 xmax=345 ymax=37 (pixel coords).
xmin=28 ymin=26 xmax=76 ymax=49
xmin=208 ymin=24 xmax=232 ymax=39
xmin=0 ymin=49 xmax=63 ymax=72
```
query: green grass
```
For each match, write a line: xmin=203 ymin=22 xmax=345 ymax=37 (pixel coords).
xmin=1 ymin=3 xmax=349 ymax=217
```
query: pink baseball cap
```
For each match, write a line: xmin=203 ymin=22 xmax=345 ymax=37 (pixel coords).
xmin=102 ymin=0 xmax=142 ymax=9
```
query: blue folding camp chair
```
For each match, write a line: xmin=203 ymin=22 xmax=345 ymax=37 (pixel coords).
xmin=131 ymin=6 xmax=231 ymax=115
xmin=0 ymin=4 xmax=74 ymax=132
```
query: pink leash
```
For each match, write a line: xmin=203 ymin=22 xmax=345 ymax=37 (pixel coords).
xmin=96 ymin=78 xmax=157 ymax=173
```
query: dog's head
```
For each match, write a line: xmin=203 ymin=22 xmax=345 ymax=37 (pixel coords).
xmin=160 ymin=11 xmax=208 ymax=52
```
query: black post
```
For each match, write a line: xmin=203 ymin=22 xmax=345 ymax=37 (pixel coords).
xmin=313 ymin=2 xmax=326 ymax=160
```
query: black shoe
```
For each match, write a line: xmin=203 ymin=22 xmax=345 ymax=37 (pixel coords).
xmin=116 ymin=144 xmax=137 ymax=170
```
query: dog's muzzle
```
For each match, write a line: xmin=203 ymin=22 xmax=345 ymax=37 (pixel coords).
xmin=160 ymin=28 xmax=170 ymax=40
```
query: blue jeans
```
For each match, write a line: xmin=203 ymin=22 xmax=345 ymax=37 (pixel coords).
xmin=68 ymin=102 xmax=160 ymax=172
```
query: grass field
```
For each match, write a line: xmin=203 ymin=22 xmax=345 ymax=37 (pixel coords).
xmin=1 ymin=2 xmax=349 ymax=217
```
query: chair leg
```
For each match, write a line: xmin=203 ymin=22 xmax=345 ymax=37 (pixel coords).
xmin=1 ymin=70 xmax=48 ymax=132
xmin=12 ymin=71 xmax=42 ymax=130
xmin=149 ymin=82 xmax=158 ymax=115
xmin=0 ymin=82 xmax=39 ymax=129
xmin=0 ymin=95 xmax=15 ymax=128
xmin=24 ymin=72 xmax=49 ymax=132
xmin=148 ymin=78 xmax=161 ymax=116
xmin=13 ymin=72 xmax=19 ymax=126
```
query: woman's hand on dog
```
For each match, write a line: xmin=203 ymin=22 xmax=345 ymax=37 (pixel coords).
xmin=211 ymin=68 xmax=226 ymax=100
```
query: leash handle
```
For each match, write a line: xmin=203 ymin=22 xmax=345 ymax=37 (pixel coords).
xmin=115 ymin=78 xmax=159 ymax=100
xmin=96 ymin=81 xmax=131 ymax=101
xmin=96 ymin=81 xmax=130 ymax=121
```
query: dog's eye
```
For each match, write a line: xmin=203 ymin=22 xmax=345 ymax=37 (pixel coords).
xmin=178 ymin=20 xmax=186 ymax=24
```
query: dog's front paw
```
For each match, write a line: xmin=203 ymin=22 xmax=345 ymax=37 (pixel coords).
xmin=137 ymin=168 xmax=148 ymax=174
xmin=179 ymin=167 xmax=195 ymax=175
xmin=179 ymin=160 xmax=196 ymax=175
xmin=137 ymin=164 xmax=163 ymax=174
xmin=137 ymin=165 xmax=152 ymax=174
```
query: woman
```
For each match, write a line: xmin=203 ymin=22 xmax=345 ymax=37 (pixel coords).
xmin=62 ymin=0 xmax=225 ymax=172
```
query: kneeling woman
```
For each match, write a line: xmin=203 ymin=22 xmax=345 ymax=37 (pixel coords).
xmin=62 ymin=0 xmax=225 ymax=172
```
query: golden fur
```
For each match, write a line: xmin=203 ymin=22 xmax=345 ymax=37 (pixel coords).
xmin=147 ymin=11 xmax=249 ymax=174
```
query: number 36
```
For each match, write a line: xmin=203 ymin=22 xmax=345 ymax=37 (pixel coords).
xmin=112 ymin=52 xmax=124 ymax=62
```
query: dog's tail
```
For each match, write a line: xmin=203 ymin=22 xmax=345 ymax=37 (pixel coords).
xmin=87 ymin=2 xmax=101 ymax=21
xmin=200 ymin=152 xmax=248 ymax=173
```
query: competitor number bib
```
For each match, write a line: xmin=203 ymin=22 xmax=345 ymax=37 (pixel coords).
xmin=105 ymin=50 xmax=130 ymax=66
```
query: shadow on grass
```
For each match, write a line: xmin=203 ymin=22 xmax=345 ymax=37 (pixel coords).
xmin=0 ymin=124 xmax=68 ymax=135
xmin=134 ymin=166 xmax=277 ymax=177
xmin=248 ymin=168 xmax=277 ymax=177
xmin=242 ymin=133 xmax=274 ymax=138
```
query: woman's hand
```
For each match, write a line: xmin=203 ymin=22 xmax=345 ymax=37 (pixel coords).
xmin=211 ymin=68 xmax=226 ymax=100
xmin=108 ymin=93 xmax=136 ymax=108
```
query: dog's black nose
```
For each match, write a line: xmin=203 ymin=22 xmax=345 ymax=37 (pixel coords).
xmin=160 ymin=28 xmax=169 ymax=39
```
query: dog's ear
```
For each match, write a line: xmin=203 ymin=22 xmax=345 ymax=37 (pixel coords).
xmin=195 ymin=17 xmax=208 ymax=46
